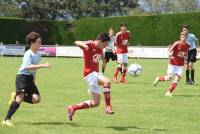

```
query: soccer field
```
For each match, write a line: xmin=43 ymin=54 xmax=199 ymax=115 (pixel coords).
xmin=0 ymin=57 xmax=200 ymax=134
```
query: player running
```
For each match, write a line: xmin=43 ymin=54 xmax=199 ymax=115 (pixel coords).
xmin=182 ymin=24 xmax=200 ymax=85
xmin=153 ymin=33 xmax=190 ymax=97
xmin=113 ymin=23 xmax=131 ymax=83
xmin=102 ymin=27 xmax=117 ymax=74
xmin=67 ymin=33 xmax=114 ymax=121
xmin=2 ymin=32 xmax=51 ymax=126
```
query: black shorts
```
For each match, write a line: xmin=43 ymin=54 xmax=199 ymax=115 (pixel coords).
xmin=187 ymin=48 xmax=197 ymax=63
xmin=105 ymin=52 xmax=117 ymax=62
xmin=16 ymin=74 xmax=40 ymax=96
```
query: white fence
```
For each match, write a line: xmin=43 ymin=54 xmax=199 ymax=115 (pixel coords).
xmin=0 ymin=45 xmax=199 ymax=59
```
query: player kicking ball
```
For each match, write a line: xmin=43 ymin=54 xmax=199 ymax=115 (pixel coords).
xmin=67 ymin=33 xmax=114 ymax=121
xmin=153 ymin=33 xmax=190 ymax=97
xmin=2 ymin=32 xmax=51 ymax=126
xmin=113 ymin=23 xmax=131 ymax=83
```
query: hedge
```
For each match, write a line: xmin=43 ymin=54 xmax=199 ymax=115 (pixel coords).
xmin=0 ymin=17 xmax=73 ymax=45
xmin=73 ymin=12 xmax=200 ymax=46
xmin=0 ymin=12 xmax=200 ymax=46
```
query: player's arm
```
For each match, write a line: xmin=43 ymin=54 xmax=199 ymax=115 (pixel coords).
xmin=168 ymin=42 xmax=178 ymax=58
xmin=75 ymin=41 xmax=89 ymax=51
xmin=26 ymin=63 xmax=51 ymax=71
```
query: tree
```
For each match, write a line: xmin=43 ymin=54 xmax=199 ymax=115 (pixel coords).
xmin=0 ymin=0 xmax=140 ymax=20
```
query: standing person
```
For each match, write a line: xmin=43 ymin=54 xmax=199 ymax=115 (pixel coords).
xmin=113 ymin=23 xmax=131 ymax=83
xmin=182 ymin=24 xmax=200 ymax=85
xmin=153 ymin=33 xmax=190 ymax=97
xmin=102 ymin=27 xmax=117 ymax=74
xmin=2 ymin=32 xmax=51 ymax=126
xmin=67 ymin=33 xmax=114 ymax=121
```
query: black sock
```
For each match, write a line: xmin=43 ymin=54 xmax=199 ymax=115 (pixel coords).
xmin=23 ymin=94 xmax=33 ymax=104
xmin=186 ymin=70 xmax=190 ymax=82
xmin=4 ymin=101 xmax=20 ymax=120
xmin=120 ymin=68 xmax=123 ymax=74
xmin=102 ymin=68 xmax=105 ymax=74
xmin=191 ymin=69 xmax=195 ymax=82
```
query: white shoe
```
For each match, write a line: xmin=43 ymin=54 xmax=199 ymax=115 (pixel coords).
xmin=153 ymin=77 xmax=159 ymax=87
xmin=2 ymin=120 xmax=14 ymax=127
xmin=165 ymin=91 xmax=172 ymax=97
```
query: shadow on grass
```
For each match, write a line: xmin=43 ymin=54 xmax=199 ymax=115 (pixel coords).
xmin=174 ymin=94 xmax=200 ymax=97
xmin=17 ymin=121 xmax=78 ymax=126
xmin=107 ymin=126 xmax=168 ymax=132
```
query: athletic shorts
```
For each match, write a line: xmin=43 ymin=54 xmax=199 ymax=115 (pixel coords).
xmin=167 ymin=64 xmax=183 ymax=77
xmin=16 ymin=74 xmax=40 ymax=96
xmin=84 ymin=71 xmax=102 ymax=95
xmin=187 ymin=48 xmax=197 ymax=63
xmin=105 ymin=52 xmax=117 ymax=62
xmin=117 ymin=53 xmax=128 ymax=64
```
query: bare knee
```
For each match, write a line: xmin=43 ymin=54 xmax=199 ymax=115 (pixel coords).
xmin=16 ymin=93 xmax=24 ymax=104
xmin=32 ymin=94 xmax=41 ymax=104
xmin=92 ymin=100 xmax=100 ymax=107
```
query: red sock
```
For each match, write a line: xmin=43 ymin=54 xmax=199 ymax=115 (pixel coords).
xmin=72 ymin=100 xmax=94 ymax=111
xmin=122 ymin=68 xmax=127 ymax=77
xmin=159 ymin=76 xmax=169 ymax=81
xmin=103 ymin=86 xmax=111 ymax=107
xmin=168 ymin=82 xmax=177 ymax=92
xmin=114 ymin=66 xmax=121 ymax=78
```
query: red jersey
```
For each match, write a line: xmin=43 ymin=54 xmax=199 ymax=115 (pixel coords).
xmin=169 ymin=41 xmax=190 ymax=66
xmin=81 ymin=41 xmax=103 ymax=77
xmin=115 ymin=31 xmax=130 ymax=54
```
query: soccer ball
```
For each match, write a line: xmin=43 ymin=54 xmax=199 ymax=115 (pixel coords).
xmin=128 ymin=63 xmax=142 ymax=77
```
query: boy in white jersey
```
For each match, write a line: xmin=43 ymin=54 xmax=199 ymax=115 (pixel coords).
xmin=182 ymin=24 xmax=200 ymax=84
xmin=2 ymin=32 xmax=51 ymax=126
xmin=102 ymin=28 xmax=117 ymax=74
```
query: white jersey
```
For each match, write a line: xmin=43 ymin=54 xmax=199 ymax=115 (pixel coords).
xmin=105 ymin=35 xmax=115 ymax=52
xmin=186 ymin=33 xmax=198 ymax=50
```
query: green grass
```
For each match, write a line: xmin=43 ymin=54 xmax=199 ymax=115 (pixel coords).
xmin=0 ymin=57 xmax=200 ymax=134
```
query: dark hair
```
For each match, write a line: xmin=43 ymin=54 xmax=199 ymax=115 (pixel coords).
xmin=96 ymin=33 xmax=110 ymax=42
xmin=120 ymin=23 xmax=127 ymax=27
xmin=183 ymin=24 xmax=189 ymax=30
xmin=26 ymin=32 xmax=41 ymax=46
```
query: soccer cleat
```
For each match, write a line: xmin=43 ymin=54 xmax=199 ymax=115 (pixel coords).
xmin=8 ymin=92 xmax=16 ymax=106
xmin=186 ymin=81 xmax=193 ymax=85
xmin=105 ymin=106 xmax=114 ymax=114
xmin=2 ymin=120 xmax=14 ymax=127
xmin=119 ymin=77 xmax=127 ymax=83
xmin=112 ymin=77 xmax=118 ymax=83
xmin=67 ymin=105 xmax=75 ymax=121
xmin=165 ymin=91 xmax=172 ymax=97
xmin=153 ymin=77 xmax=159 ymax=87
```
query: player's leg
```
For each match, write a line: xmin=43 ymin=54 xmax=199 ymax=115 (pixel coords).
xmin=67 ymin=92 xmax=100 ymax=121
xmin=120 ymin=53 xmax=128 ymax=83
xmin=165 ymin=66 xmax=182 ymax=97
xmin=23 ymin=80 xmax=40 ymax=104
xmin=153 ymin=64 xmax=173 ymax=86
xmin=98 ymin=75 xmax=114 ymax=114
xmin=67 ymin=72 xmax=101 ymax=121
xmin=189 ymin=49 xmax=197 ymax=84
xmin=113 ymin=54 xmax=122 ymax=82
xmin=165 ymin=74 xmax=181 ymax=97
xmin=2 ymin=93 xmax=24 ymax=126
xmin=185 ymin=62 xmax=190 ymax=84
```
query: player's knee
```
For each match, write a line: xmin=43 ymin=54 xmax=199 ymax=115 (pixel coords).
xmin=92 ymin=100 xmax=100 ymax=107
xmin=166 ymin=76 xmax=172 ymax=81
xmin=32 ymin=95 xmax=41 ymax=104
xmin=104 ymin=78 xmax=110 ymax=86
xmin=189 ymin=64 xmax=193 ymax=70
xmin=16 ymin=93 xmax=24 ymax=103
